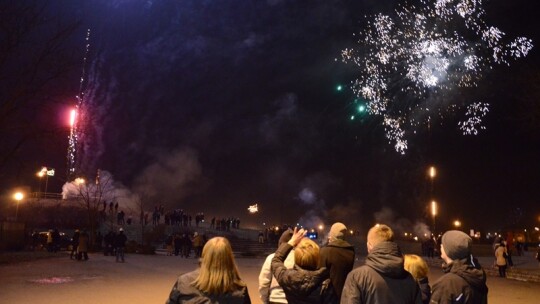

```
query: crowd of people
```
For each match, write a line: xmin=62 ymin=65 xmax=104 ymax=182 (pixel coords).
xmin=34 ymin=201 xmax=533 ymax=303
xmin=164 ymin=222 xmax=490 ymax=304
xmin=164 ymin=231 xmax=206 ymax=258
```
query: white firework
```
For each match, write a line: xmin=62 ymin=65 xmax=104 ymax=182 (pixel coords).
xmin=343 ymin=0 xmax=533 ymax=152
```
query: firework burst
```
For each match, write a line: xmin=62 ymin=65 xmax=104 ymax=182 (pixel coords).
xmin=342 ymin=0 xmax=533 ymax=153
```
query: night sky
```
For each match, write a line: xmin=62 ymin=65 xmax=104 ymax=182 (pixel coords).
xmin=2 ymin=0 xmax=539 ymax=233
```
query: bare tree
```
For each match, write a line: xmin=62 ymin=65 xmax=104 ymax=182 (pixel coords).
xmin=71 ymin=170 xmax=114 ymax=247
xmin=0 ymin=1 xmax=79 ymax=176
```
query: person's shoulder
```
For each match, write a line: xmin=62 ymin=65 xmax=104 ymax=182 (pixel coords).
xmin=348 ymin=265 xmax=372 ymax=277
xmin=432 ymin=271 xmax=462 ymax=287
xmin=264 ymin=253 xmax=275 ymax=264
xmin=178 ymin=269 xmax=199 ymax=281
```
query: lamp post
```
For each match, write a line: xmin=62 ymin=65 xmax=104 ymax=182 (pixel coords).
xmin=431 ymin=200 xmax=437 ymax=236
xmin=36 ymin=170 xmax=45 ymax=198
xmin=37 ymin=167 xmax=50 ymax=196
xmin=13 ymin=192 xmax=24 ymax=221
xmin=427 ymin=166 xmax=437 ymax=236
xmin=428 ymin=165 xmax=437 ymax=198
xmin=453 ymin=220 xmax=461 ymax=229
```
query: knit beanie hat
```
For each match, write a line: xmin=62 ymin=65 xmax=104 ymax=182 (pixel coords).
xmin=329 ymin=222 xmax=347 ymax=242
xmin=442 ymin=230 xmax=472 ymax=260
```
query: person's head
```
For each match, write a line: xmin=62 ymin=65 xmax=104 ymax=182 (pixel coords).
xmin=440 ymin=230 xmax=472 ymax=263
xmin=278 ymin=229 xmax=293 ymax=246
xmin=294 ymin=237 xmax=320 ymax=270
xmin=193 ymin=237 xmax=245 ymax=295
xmin=403 ymin=254 xmax=429 ymax=281
xmin=367 ymin=224 xmax=393 ymax=253
xmin=328 ymin=222 xmax=347 ymax=243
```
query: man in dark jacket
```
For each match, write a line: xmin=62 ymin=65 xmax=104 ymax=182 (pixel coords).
xmin=430 ymin=230 xmax=488 ymax=304
xmin=115 ymin=228 xmax=128 ymax=263
xmin=319 ymin=222 xmax=355 ymax=299
xmin=341 ymin=224 xmax=422 ymax=304
xmin=70 ymin=229 xmax=80 ymax=260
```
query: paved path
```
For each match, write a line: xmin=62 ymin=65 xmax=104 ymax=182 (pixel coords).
xmin=0 ymin=251 xmax=538 ymax=303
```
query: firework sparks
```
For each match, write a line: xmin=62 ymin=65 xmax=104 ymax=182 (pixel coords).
xmin=458 ymin=102 xmax=489 ymax=135
xmin=67 ymin=29 xmax=91 ymax=180
xmin=343 ymin=0 xmax=533 ymax=152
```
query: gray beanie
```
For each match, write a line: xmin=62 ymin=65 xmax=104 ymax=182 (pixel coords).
xmin=329 ymin=222 xmax=347 ymax=242
xmin=442 ymin=230 xmax=472 ymax=260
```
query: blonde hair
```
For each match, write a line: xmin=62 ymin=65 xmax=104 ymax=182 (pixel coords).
xmin=403 ymin=254 xmax=429 ymax=281
xmin=367 ymin=224 xmax=394 ymax=247
xmin=294 ymin=237 xmax=320 ymax=270
xmin=192 ymin=237 xmax=246 ymax=295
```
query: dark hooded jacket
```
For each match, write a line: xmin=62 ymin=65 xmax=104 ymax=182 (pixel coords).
xmin=166 ymin=269 xmax=250 ymax=304
xmin=272 ymin=243 xmax=338 ymax=304
xmin=418 ymin=277 xmax=431 ymax=304
xmin=319 ymin=238 xmax=355 ymax=299
xmin=341 ymin=241 xmax=422 ymax=304
xmin=430 ymin=257 xmax=488 ymax=304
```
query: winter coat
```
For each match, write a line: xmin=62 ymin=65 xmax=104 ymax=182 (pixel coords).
xmin=341 ymin=241 xmax=422 ymax=304
xmin=193 ymin=234 xmax=203 ymax=248
xmin=272 ymin=243 xmax=338 ymax=304
xmin=319 ymin=239 xmax=355 ymax=299
xmin=494 ymin=245 xmax=507 ymax=266
xmin=71 ymin=231 xmax=80 ymax=247
xmin=430 ymin=257 xmax=488 ymax=304
xmin=77 ymin=232 xmax=89 ymax=252
xmin=165 ymin=269 xmax=251 ymax=304
xmin=115 ymin=232 xmax=127 ymax=248
xmin=258 ymin=250 xmax=295 ymax=304
xmin=418 ymin=277 xmax=431 ymax=304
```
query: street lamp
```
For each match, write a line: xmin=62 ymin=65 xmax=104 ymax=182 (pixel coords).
xmin=428 ymin=166 xmax=437 ymax=179
xmin=431 ymin=200 xmax=437 ymax=235
xmin=453 ymin=220 xmax=461 ymax=228
xmin=13 ymin=192 xmax=24 ymax=221
xmin=37 ymin=167 xmax=50 ymax=196
xmin=428 ymin=165 xmax=437 ymax=194
xmin=36 ymin=170 xmax=45 ymax=198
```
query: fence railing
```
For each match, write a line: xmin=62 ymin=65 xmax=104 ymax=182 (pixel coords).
xmin=30 ymin=192 xmax=63 ymax=199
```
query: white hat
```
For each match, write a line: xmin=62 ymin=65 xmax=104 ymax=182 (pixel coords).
xmin=119 ymin=228 xmax=124 ymax=232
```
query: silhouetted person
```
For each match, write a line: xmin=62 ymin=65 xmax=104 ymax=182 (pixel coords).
xmin=115 ymin=228 xmax=127 ymax=263
xmin=342 ymin=224 xmax=421 ymax=303
xmin=431 ymin=230 xmax=488 ymax=303
xmin=319 ymin=222 xmax=355 ymax=299
xmin=70 ymin=229 xmax=80 ymax=259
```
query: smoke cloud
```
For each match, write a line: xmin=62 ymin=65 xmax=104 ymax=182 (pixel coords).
xmin=373 ymin=206 xmax=431 ymax=239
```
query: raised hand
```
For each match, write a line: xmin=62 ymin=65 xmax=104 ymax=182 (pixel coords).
xmin=287 ymin=227 xmax=306 ymax=247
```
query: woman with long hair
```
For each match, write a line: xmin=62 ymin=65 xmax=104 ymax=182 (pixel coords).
xmin=166 ymin=237 xmax=251 ymax=303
